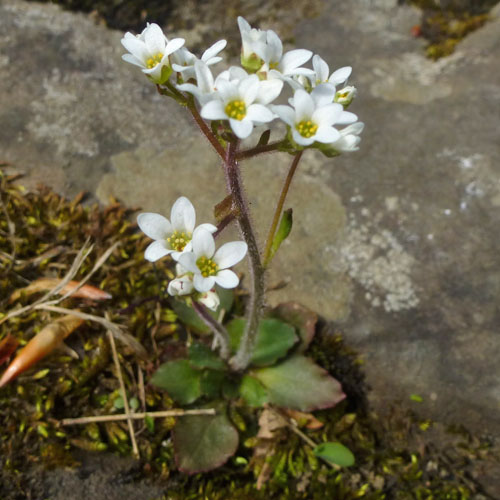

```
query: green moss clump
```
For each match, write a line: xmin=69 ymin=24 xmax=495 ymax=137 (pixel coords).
xmin=408 ymin=0 xmax=495 ymax=59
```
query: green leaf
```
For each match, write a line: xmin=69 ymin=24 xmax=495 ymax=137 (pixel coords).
xmin=313 ymin=442 xmax=355 ymax=467
xmin=170 ymin=289 xmax=234 ymax=335
xmin=268 ymin=208 xmax=293 ymax=262
xmin=113 ymin=395 xmax=124 ymax=410
xmin=227 ymin=318 xmax=298 ymax=367
xmin=253 ymin=355 xmax=345 ymax=411
xmin=188 ymin=343 xmax=226 ymax=371
xmin=257 ymin=129 xmax=271 ymax=146
xmin=200 ymin=370 xmax=225 ymax=399
xmin=173 ymin=405 xmax=239 ymax=473
xmin=239 ymin=375 xmax=269 ymax=407
xmin=270 ymin=302 xmax=317 ymax=352
xmin=222 ymin=378 xmax=240 ymax=400
xmin=151 ymin=360 xmax=202 ymax=405
xmin=170 ymin=299 xmax=210 ymax=334
xmin=215 ymin=284 xmax=234 ymax=314
xmin=145 ymin=415 xmax=155 ymax=433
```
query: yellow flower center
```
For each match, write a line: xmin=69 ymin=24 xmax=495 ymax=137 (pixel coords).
xmin=146 ymin=52 xmax=164 ymax=69
xmin=196 ymin=256 xmax=218 ymax=278
xmin=167 ymin=230 xmax=191 ymax=252
xmin=296 ymin=120 xmax=318 ymax=138
xmin=225 ymin=100 xmax=246 ymax=121
xmin=269 ymin=61 xmax=279 ymax=70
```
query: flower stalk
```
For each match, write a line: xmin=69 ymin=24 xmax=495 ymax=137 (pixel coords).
xmin=263 ymin=150 xmax=303 ymax=267
xmin=192 ymin=301 xmax=231 ymax=360
xmin=223 ymin=141 xmax=266 ymax=371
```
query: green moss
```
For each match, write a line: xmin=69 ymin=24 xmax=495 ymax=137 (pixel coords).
xmin=408 ymin=0 xmax=495 ymax=59
xmin=0 ymin=166 xmax=498 ymax=497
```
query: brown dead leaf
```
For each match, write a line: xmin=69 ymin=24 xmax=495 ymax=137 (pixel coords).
xmin=0 ymin=315 xmax=84 ymax=387
xmin=9 ymin=277 xmax=112 ymax=303
xmin=283 ymin=409 xmax=324 ymax=430
xmin=257 ymin=407 xmax=287 ymax=439
xmin=0 ymin=334 xmax=19 ymax=366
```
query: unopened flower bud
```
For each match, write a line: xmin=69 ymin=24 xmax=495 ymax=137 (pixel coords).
xmin=335 ymin=86 xmax=357 ymax=107
xmin=167 ymin=275 xmax=194 ymax=296
xmin=197 ymin=290 xmax=220 ymax=311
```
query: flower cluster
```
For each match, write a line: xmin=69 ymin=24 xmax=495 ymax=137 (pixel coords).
xmin=138 ymin=197 xmax=247 ymax=311
xmin=121 ymin=18 xmax=363 ymax=153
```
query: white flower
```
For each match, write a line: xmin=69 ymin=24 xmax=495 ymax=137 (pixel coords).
xmin=137 ymin=197 xmax=216 ymax=262
xmin=200 ymin=75 xmax=275 ymax=139
xmin=258 ymin=29 xmax=314 ymax=80
xmin=172 ymin=39 xmax=227 ymax=81
xmin=237 ymin=16 xmax=267 ymax=72
xmin=177 ymin=60 xmax=217 ymax=105
xmin=312 ymin=55 xmax=352 ymax=88
xmin=327 ymin=122 xmax=364 ymax=153
xmin=273 ymin=88 xmax=358 ymax=146
xmin=121 ymin=23 xmax=185 ymax=84
xmin=198 ymin=290 xmax=220 ymax=311
xmin=335 ymin=85 xmax=357 ymax=107
xmin=178 ymin=229 xmax=247 ymax=292
xmin=167 ymin=274 xmax=194 ymax=296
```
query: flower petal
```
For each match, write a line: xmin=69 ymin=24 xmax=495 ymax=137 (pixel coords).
xmin=144 ymin=240 xmax=171 ymax=262
xmin=291 ymin=127 xmax=315 ymax=146
xmin=214 ymin=269 xmax=239 ymax=289
xmin=240 ymin=75 xmax=260 ymax=105
xmin=256 ymin=79 xmax=283 ymax=105
xmin=168 ymin=276 xmax=194 ymax=296
xmin=293 ymin=89 xmax=314 ymax=122
xmin=312 ymin=54 xmax=329 ymax=82
xmin=314 ymin=126 xmax=340 ymax=144
xmin=202 ymin=39 xmax=227 ymax=62
xmin=144 ymin=23 xmax=167 ymax=54
xmin=122 ymin=53 xmax=146 ymax=69
xmin=213 ymin=241 xmax=248 ymax=269
xmin=216 ymin=78 xmax=239 ymax=103
xmin=246 ymin=104 xmax=274 ymax=123
xmin=170 ymin=196 xmax=196 ymax=233
xmin=137 ymin=213 xmax=172 ymax=239
xmin=272 ymin=105 xmax=295 ymax=126
xmin=311 ymin=103 xmax=343 ymax=127
xmin=201 ymin=99 xmax=227 ymax=120
xmin=229 ymin=118 xmax=253 ymax=139
xmin=279 ymin=49 xmax=312 ymax=74
xmin=329 ymin=66 xmax=352 ymax=85
xmin=121 ymin=36 xmax=148 ymax=62
xmin=337 ymin=111 xmax=358 ymax=125
xmin=311 ymin=84 xmax=336 ymax=107
xmin=266 ymin=29 xmax=283 ymax=63
xmin=178 ymin=252 xmax=199 ymax=273
xmin=192 ymin=228 xmax=215 ymax=258
xmin=195 ymin=223 xmax=218 ymax=234
xmin=194 ymin=274 xmax=216 ymax=293
xmin=165 ymin=38 xmax=185 ymax=57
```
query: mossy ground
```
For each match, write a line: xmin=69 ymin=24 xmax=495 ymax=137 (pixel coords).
xmin=407 ymin=0 xmax=498 ymax=59
xmin=1 ymin=165 xmax=499 ymax=498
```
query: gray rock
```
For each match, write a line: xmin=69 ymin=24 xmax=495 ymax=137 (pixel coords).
xmin=1 ymin=0 xmax=500 ymax=439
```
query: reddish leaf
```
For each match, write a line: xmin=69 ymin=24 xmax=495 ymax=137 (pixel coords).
xmin=9 ymin=278 xmax=112 ymax=303
xmin=0 ymin=315 xmax=84 ymax=387
xmin=0 ymin=335 xmax=19 ymax=366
